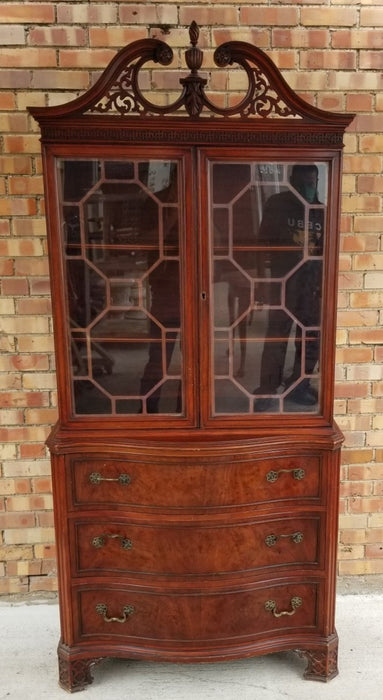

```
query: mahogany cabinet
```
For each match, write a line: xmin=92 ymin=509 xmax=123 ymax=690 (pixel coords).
xmin=30 ymin=23 xmax=354 ymax=691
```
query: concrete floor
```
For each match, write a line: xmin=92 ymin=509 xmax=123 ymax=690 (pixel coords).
xmin=1 ymin=591 xmax=382 ymax=699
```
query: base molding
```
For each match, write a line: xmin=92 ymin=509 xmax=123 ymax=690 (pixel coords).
xmin=57 ymin=633 xmax=339 ymax=692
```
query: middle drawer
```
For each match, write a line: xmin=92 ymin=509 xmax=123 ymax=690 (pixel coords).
xmin=71 ymin=514 xmax=322 ymax=577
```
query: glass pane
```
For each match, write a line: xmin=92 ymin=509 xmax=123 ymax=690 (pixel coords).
xmin=58 ymin=158 xmax=183 ymax=417
xmin=210 ymin=161 xmax=327 ymax=415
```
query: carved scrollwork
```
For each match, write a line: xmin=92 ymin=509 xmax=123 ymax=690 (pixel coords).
xmin=245 ymin=66 xmax=297 ymax=118
xmin=29 ymin=21 xmax=354 ymax=131
xmin=91 ymin=66 xmax=141 ymax=115
xmin=90 ymin=43 xmax=174 ymax=116
xmin=89 ymin=25 xmax=298 ymax=120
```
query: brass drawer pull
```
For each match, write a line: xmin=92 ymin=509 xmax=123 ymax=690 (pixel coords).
xmin=265 ymin=531 xmax=304 ymax=547
xmin=266 ymin=468 xmax=305 ymax=483
xmin=265 ymin=596 xmax=302 ymax=618
xmin=92 ymin=534 xmax=133 ymax=550
xmin=89 ymin=471 xmax=131 ymax=486
xmin=95 ymin=603 xmax=135 ymax=623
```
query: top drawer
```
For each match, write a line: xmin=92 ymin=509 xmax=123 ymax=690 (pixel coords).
xmin=68 ymin=453 xmax=322 ymax=511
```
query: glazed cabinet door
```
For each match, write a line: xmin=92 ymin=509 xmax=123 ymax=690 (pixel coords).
xmin=199 ymin=150 xmax=340 ymax=426
xmin=47 ymin=147 xmax=198 ymax=426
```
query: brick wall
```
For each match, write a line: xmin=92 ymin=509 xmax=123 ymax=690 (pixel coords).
xmin=0 ymin=1 xmax=383 ymax=596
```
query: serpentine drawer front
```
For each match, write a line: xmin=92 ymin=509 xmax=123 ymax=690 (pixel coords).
xmin=72 ymin=515 xmax=322 ymax=576
xmin=73 ymin=582 xmax=319 ymax=643
xmin=69 ymin=454 xmax=322 ymax=510
xmin=31 ymin=21 xmax=350 ymax=691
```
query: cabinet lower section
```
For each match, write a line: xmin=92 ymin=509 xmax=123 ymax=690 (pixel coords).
xmin=50 ymin=434 xmax=342 ymax=691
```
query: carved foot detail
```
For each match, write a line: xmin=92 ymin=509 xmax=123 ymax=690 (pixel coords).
xmin=300 ymin=636 xmax=339 ymax=682
xmin=58 ymin=643 xmax=103 ymax=692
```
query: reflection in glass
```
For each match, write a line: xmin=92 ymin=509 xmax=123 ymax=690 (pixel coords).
xmin=210 ymin=161 xmax=327 ymax=415
xmin=58 ymin=158 xmax=183 ymax=416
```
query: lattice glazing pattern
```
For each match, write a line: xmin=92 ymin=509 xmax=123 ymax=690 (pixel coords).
xmin=209 ymin=160 xmax=327 ymax=414
xmin=59 ymin=158 xmax=182 ymax=416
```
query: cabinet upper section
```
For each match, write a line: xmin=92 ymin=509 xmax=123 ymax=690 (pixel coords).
xmin=30 ymin=23 xmax=354 ymax=434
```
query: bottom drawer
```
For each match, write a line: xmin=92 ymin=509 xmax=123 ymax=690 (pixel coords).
xmin=74 ymin=582 xmax=318 ymax=644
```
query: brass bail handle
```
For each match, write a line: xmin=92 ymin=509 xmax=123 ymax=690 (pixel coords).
xmin=92 ymin=534 xmax=133 ymax=550
xmin=89 ymin=471 xmax=131 ymax=486
xmin=265 ymin=532 xmax=304 ymax=547
xmin=266 ymin=468 xmax=305 ymax=483
xmin=265 ymin=596 xmax=303 ymax=618
xmin=96 ymin=603 xmax=135 ymax=624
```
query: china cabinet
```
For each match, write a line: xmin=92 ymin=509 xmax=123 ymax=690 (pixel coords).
xmin=29 ymin=23 xmax=354 ymax=691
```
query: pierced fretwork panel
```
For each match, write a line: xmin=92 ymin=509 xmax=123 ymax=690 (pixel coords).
xmin=210 ymin=160 xmax=327 ymax=415
xmin=59 ymin=158 xmax=183 ymax=416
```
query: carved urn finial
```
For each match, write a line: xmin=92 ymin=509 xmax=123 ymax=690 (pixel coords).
xmin=189 ymin=20 xmax=199 ymax=47
xmin=180 ymin=22 xmax=207 ymax=116
xmin=185 ymin=21 xmax=203 ymax=75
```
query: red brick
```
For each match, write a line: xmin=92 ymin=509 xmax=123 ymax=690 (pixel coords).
xmin=59 ymin=49 xmax=115 ymax=69
xmin=341 ymin=449 xmax=374 ymax=466
xmin=19 ymin=443 xmax=47 ymax=459
xmin=180 ymin=6 xmax=238 ymax=26
xmin=118 ymin=5 xmax=177 ymax=26
xmin=31 ymin=70 xmax=89 ymax=90
xmin=2 ymin=278 xmax=29 ymax=296
xmin=16 ymin=298 xmax=51 ymax=315
xmin=0 ymin=92 xmax=17 ymax=110
xmin=301 ymin=50 xmax=356 ymax=70
xmin=57 ymin=4 xmax=117 ymax=24
xmin=8 ymin=176 xmax=44 ymax=196
xmin=28 ymin=26 xmax=87 ymax=47
xmin=0 ymin=5 xmax=55 ymax=24
xmin=349 ymin=328 xmax=383 ymax=344
xmin=0 ymin=25 xmax=25 ymax=45
xmin=360 ymin=52 xmax=383 ymax=70
xmin=360 ymin=7 xmax=383 ymax=26
xmin=273 ymin=28 xmax=329 ymax=48
xmin=0 ymin=48 xmax=56 ymax=68
xmin=0 ymin=392 xmax=49 ymax=408
xmin=301 ymin=8 xmax=357 ymax=27
xmin=365 ymin=544 xmax=383 ymax=558
xmin=0 ymin=156 xmax=32 ymax=175
xmin=0 ymin=512 xmax=35 ymax=528
xmin=334 ymin=383 xmax=370 ymax=399
xmin=358 ymin=175 xmax=383 ymax=194
xmin=0 ymin=70 xmax=31 ymax=88
xmin=29 ymin=278 xmax=51 ymax=295
xmin=346 ymin=93 xmax=374 ymax=112
xmin=240 ymin=7 xmax=299 ymax=26
xmin=31 ymin=477 xmax=52 ymax=493
xmin=333 ymin=29 xmax=383 ymax=49
xmin=37 ymin=511 xmax=55 ymax=527
xmin=29 ymin=576 xmax=58 ymax=592
xmin=24 ymin=408 xmax=58 ymax=425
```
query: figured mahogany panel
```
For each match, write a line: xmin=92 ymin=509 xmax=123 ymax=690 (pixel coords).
xmin=72 ymin=514 xmax=321 ymax=576
xmin=75 ymin=582 xmax=319 ymax=643
xmin=70 ymin=453 xmax=322 ymax=510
